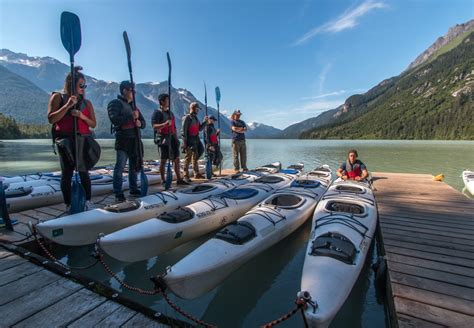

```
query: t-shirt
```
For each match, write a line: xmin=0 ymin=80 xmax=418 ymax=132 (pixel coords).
xmin=231 ymin=119 xmax=246 ymax=141
xmin=339 ymin=159 xmax=366 ymax=172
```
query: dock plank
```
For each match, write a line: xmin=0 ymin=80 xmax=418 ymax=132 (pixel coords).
xmin=67 ymin=301 xmax=122 ymax=327
xmin=121 ymin=313 xmax=166 ymax=327
xmin=92 ymin=304 xmax=136 ymax=327
xmin=0 ymin=261 xmax=43 ymax=287
xmin=0 ymin=269 xmax=61 ymax=306
xmin=0 ymin=253 xmax=26 ymax=271
xmin=13 ymin=287 xmax=105 ymax=328
xmin=2 ymin=279 xmax=82 ymax=327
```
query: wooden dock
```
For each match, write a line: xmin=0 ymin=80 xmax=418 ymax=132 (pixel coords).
xmin=0 ymin=247 xmax=167 ymax=327
xmin=372 ymin=172 xmax=474 ymax=328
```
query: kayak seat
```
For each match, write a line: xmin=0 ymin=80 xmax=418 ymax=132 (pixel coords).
xmin=291 ymin=179 xmax=321 ymax=188
xmin=180 ymin=184 xmax=216 ymax=194
xmin=158 ymin=208 xmax=194 ymax=224
xmin=255 ymin=176 xmax=285 ymax=184
xmin=308 ymin=171 xmax=330 ymax=178
xmin=105 ymin=200 xmax=141 ymax=213
xmin=279 ymin=169 xmax=299 ymax=175
xmin=215 ymin=221 xmax=256 ymax=245
xmin=266 ymin=194 xmax=304 ymax=208
xmin=326 ymin=201 xmax=365 ymax=215
xmin=335 ymin=185 xmax=365 ymax=194
xmin=220 ymin=188 xmax=259 ymax=200
xmin=310 ymin=232 xmax=357 ymax=265
xmin=288 ymin=164 xmax=304 ymax=171
xmin=313 ymin=166 xmax=331 ymax=173
xmin=5 ymin=186 xmax=33 ymax=198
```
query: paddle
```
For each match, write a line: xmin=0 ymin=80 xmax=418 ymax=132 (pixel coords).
xmin=215 ymin=86 xmax=222 ymax=176
xmin=123 ymin=31 xmax=148 ymax=196
xmin=165 ymin=52 xmax=173 ymax=190
xmin=60 ymin=11 xmax=85 ymax=214
xmin=204 ymin=82 xmax=212 ymax=179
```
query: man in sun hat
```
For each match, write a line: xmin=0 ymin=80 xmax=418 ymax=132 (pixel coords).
xmin=230 ymin=109 xmax=248 ymax=172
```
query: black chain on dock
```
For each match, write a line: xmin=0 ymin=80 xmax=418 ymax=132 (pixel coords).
xmin=31 ymin=225 xmax=99 ymax=271
xmin=260 ymin=291 xmax=317 ymax=328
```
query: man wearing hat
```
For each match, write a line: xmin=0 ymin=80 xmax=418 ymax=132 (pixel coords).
xmin=151 ymin=93 xmax=188 ymax=185
xmin=204 ymin=115 xmax=222 ymax=168
xmin=107 ymin=80 xmax=146 ymax=202
xmin=181 ymin=102 xmax=206 ymax=181
xmin=230 ymin=109 xmax=248 ymax=172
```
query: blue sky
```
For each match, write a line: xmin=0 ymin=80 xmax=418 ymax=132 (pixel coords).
xmin=0 ymin=0 xmax=473 ymax=128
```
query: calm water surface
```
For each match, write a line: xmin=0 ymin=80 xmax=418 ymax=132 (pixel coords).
xmin=2 ymin=139 xmax=473 ymax=327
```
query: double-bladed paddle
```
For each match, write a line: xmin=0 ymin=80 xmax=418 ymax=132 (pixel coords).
xmin=204 ymin=82 xmax=212 ymax=179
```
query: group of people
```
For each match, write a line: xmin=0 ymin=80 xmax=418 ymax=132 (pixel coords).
xmin=48 ymin=69 xmax=368 ymax=209
xmin=48 ymin=70 xmax=251 ymax=207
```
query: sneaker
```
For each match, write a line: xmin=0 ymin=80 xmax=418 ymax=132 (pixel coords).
xmin=194 ymin=174 xmax=205 ymax=179
xmin=183 ymin=176 xmax=191 ymax=183
xmin=129 ymin=190 xmax=142 ymax=197
xmin=176 ymin=179 xmax=190 ymax=186
xmin=85 ymin=201 xmax=95 ymax=211
xmin=242 ymin=168 xmax=249 ymax=172
xmin=65 ymin=204 xmax=71 ymax=213
xmin=115 ymin=193 xmax=126 ymax=202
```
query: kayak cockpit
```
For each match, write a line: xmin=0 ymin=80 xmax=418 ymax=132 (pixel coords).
xmin=215 ymin=221 xmax=256 ymax=245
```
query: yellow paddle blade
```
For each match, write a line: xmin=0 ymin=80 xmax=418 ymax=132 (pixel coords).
xmin=433 ymin=174 xmax=445 ymax=181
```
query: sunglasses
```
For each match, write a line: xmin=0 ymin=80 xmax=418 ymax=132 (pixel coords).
xmin=79 ymin=83 xmax=87 ymax=89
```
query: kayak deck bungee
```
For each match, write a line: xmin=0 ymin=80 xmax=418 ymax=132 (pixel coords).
xmin=98 ymin=172 xmax=295 ymax=262
xmin=162 ymin=172 xmax=331 ymax=299
xmin=35 ymin=163 xmax=279 ymax=245
xmin=300 ymin=178 xmax=378 ymax=327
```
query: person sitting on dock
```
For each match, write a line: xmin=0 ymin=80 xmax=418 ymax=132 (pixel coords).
xmin=337 ymin=149 xmax=369 ymax=181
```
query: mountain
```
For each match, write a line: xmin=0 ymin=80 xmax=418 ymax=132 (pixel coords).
xmin=279 ymin=108 xmax=340 ymax=138
xmin=407 ymin=19 xmax=474 ymax=70
xmin=300 ymin=24 xmax=474 ymax=140
xmin=246 ymin=122 xmax=282 ymax=138
xmin=0 ymin=49 xmax=279 ymax=139
xmin=0 ymin=65 xmax=49 ymax=124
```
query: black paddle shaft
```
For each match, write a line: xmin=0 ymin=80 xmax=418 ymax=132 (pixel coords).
xmin=123 ymin=31 xmax=143 ymax=170
xmin=167 ymin=52 xmax=172 ymax=156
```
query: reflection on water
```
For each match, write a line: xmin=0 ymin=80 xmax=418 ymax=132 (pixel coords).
xmin=4 ymin=138 xmax=474 ymax=327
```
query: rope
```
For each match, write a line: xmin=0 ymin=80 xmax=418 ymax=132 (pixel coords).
xmin=31 ymin=225 xmax=99 ymax=271
xmin=260 ymin=291 xmax=317 ymax=328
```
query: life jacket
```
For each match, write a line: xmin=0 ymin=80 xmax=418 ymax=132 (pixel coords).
xmin=209 ymin=125 xmax=218 ymax=145
xmin=186 ymin=114 xmax=200 ymax=137
xmin=53 ymin=93 xmax=91 ymax=135
xmin=345 ymin=160 xmax=362 ymax=180
xmin=158 ymin=110 xmax=176 ymax=136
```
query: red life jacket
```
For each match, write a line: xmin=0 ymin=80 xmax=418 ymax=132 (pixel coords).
xmin=159 ymin=111 xmax=176 ymax=135
xmin=121 ymin=107 xmax=141 ymax=130
xmin=55 ymin=97 xmax=91 ymax=135
xmin=210 ymin=133 xmax=218 ymax=145
xmin=345 ymin=160 xmax=362 ymax=180
xmin=188 ymin=120 xmax=200 ymax=136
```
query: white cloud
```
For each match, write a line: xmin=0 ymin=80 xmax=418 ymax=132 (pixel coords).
xmin=293 ymin=1 xmax=387 ymax=46
xmin=301 ymin=88 xmax=367 ymax=100
xmin=317 ymin=63 xmax=332 ymax=94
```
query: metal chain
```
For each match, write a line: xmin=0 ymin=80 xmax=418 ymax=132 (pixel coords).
xmin=260 ymin=293 xmax=315 ymax=328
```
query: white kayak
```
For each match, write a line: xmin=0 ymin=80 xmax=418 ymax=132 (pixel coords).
xmin=300 ymin=178 xmax=378 ymax=327
xmin=35 ymin=168 xmax=270 ymax=246
xmin=98 ymin=172 xmax=295 ymax=262
xmin=462 ymin=170 xmax=474 ymax=195
xmin=163 ymin=170 xmax=331 ymax=299
xmin=5 ymin=172 xmax=162 ymax=213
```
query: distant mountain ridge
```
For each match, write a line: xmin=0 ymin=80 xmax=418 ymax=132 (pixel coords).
xmin=0 ymin=49 xmax=279 ymax=138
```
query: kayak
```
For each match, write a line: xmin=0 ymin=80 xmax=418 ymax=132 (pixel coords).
xmin=35 ymin=163 xmax=280 ymax=245
xmin=5 ymin=172 xmax=162 ymax=213
xmin=163 ymin=169 xmax=332 ymax=299
xmin=300 ymin=178 xmax=377 ymax=327
xmin=462 ymin=170 xmax=474 ymax=195
xmin=307 ymin=165 xmax=332 ymax=185
xmin=98 ymin=172 xmax=295 ymax=262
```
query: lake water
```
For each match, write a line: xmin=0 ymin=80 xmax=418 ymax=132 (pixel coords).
xmin=2 ymin=139 xmax=473 ymax=327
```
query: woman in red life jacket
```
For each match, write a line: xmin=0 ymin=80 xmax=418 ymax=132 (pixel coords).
xmin=336 ymin=149 xmax=369 ymax=181
xmin=47 ymin=68 xmax=97 ymax=211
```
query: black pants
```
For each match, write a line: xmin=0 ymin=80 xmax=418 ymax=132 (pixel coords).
xmin=58 ymin=140 xmax=92 ymax=205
